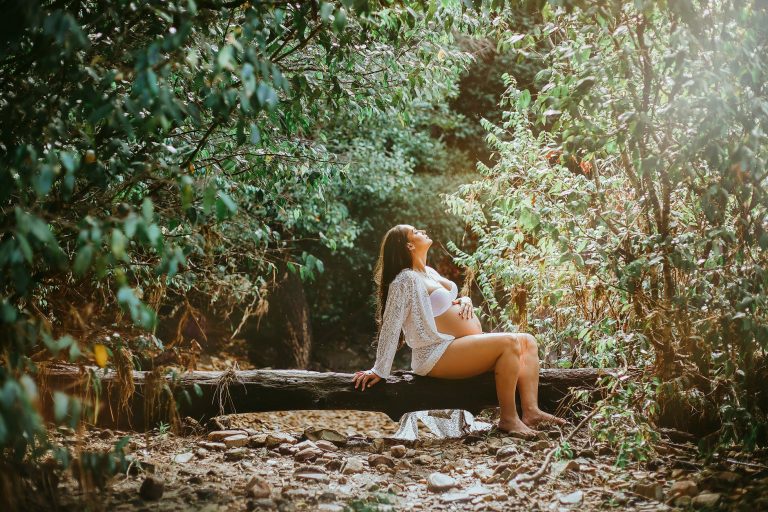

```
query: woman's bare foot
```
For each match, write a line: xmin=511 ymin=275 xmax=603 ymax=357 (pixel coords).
xmin=522 ymin=409 xmax=567 ymax=429
xmin=497 ymin=418 xmax=538 ymax=438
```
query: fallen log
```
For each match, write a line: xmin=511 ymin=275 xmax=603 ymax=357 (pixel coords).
xmin=38 ymin=364 xmax=618 ymax=431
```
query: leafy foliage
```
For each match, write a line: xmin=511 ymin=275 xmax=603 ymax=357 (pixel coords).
xmin=446 ymin=0 xmax=768 ymax=450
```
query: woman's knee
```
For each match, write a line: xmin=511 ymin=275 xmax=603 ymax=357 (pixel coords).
xmin=519 ymin=333 xmax=538 ymax=352
xmin=499 ymin=334 xmax=521 ymax=357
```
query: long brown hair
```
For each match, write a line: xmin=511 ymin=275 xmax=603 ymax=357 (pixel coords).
xmin=374 ymin=225 xmax=413 ymax=335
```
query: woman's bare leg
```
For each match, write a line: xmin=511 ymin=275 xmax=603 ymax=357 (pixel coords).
xmin=516 ymin=334 xmax=566 ymax=428
xmin=427 ymin=333 xmax=535 ymax=435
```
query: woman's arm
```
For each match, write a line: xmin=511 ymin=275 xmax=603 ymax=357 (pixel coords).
xmin=352 ymin=275 xmax=412 ymax=390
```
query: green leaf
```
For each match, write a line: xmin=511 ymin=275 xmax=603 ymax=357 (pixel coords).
xmin=333 ymin=8 xmax=347 ymax=32
xmin=73 ymin=244 xmax=94 ymax=276
xmin=517 ymin=89 xmax=531 ymax=110
xmin=111 ymin=229 xmax=127 ymax=259
xmin=53 ymin=391 xmax=69 ymax=423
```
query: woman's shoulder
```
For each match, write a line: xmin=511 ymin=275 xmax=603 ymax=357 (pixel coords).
xmin=392 ymin=267 xmax=417 ymax=284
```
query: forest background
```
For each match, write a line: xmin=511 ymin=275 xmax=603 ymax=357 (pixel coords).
xmin=1 ymin=0 xmax=767 ymax=503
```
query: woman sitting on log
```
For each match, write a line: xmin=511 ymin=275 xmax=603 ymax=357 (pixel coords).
xmin=352 ymin=224 xmax=566 ymax=437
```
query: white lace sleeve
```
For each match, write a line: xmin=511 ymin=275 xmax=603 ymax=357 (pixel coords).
xmin=371 ymin=275 xmax=412 ymax=378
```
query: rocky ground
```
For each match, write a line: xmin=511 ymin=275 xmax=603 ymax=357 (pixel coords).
xmin=49 ymin=409 xmax=768 ymax=511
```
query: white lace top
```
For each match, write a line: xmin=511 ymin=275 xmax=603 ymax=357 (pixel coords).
xmin=371 ymin=267 xmax=456 ymax=378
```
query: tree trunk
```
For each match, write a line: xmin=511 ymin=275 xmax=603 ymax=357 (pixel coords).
xmin=38 ymin=364 xmax=616 ymax=431
xmin=263 ymin=264 xmax=313 ymax=368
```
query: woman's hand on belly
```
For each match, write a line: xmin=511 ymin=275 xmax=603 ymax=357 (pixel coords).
xmin=435 ymin=304 xmax=482 ymax=338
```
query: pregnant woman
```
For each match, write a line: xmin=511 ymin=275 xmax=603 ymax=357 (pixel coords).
xmin=352 ymin=224 xmax=565 ymax=436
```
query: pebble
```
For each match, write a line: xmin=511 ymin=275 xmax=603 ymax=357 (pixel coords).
xmin=173 ymin=452 xmax=194 ymax=464
xmin=341 ymin=457 xmax=365 ymax=475
xmin=225 ymin=448 xmax=249 ymax=461
xmin=249 ymin=434 xmax=268 ymax=447
xmin=316 ymin=440 xmax=338 ymax=452
xmin=246 ymin=476 xmax=271 ymax=499
xmin=223 ymin=434 xmax=249 ymax=448
xmin=265 ymin=433 xmax=297 ymax=448
xmin=295 ymin=447 xmax=322 ymax=462
xmin=668 ymin=480 xmax=699 ymax=498
xmin=208 ymin=430 xmax=246 ymax=442
xmin=558 ymin=490 xmax=583 ymax=505
xmin=198 ymin=441 xmax=227 ymax=451
xmin=294 ymin=440 xmax=318 ymax=451
xmin=368 ymin=453 xmax=396 ymax=468
xmin=632 ymin=480 xmax=663 ymax=501
xmin=427 ymin=472 xmax=457 ymax=493
xmin=440 ymin=491 xmax=471 ymax=502
xmin=139 ymin=476 xmax=164 ymax=501
xmin=294 ymin=465 xmax=330 ymax=483
xmin=390 ymin=445 xmax=407 ymax=458
xmin=415 ymin=454 xmax=434 ymax=465
xmin=495 ymin=446 xmax=518 ymax=461
xmin=692 ymin=492 xmax=721 ymax=507
xmin=278 ymin=443 xmax=298 ymax=456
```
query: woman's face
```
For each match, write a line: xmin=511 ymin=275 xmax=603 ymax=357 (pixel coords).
xmin=405 ymin=225 xmax=432 ymax=254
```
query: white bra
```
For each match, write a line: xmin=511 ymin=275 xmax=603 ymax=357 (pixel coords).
xmin=429 ymin=280 xmax=458 ymax=317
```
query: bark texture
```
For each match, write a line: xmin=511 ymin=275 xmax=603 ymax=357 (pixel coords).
xmin=39 ymin=364 xmax=614 ymax=431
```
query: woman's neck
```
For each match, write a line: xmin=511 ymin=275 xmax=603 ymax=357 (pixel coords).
xmin=411 ymin=254 xmax=427 ymax=273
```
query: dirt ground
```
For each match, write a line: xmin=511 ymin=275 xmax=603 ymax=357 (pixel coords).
xmin=48 ymin=408 xmax=768 ymax=512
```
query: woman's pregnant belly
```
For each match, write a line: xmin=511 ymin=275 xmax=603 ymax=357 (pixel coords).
xmin=434 ymin=304 xmax=482 ymax=338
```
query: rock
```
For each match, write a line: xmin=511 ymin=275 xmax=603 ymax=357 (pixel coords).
xmin=324 ymin=458 xmax=344 ymax=471
xmin=223 ymin=434 xmax=249 ymax=448
xmin=139 ymin=476 xmax=164 ymax=501
xmin=246 ymin=476 xmax=271 ymax=499
xmin=249 ymin=434 xmax=268 ymax=448
xmin=368 ymin=454 xmax=396 ymax=468
xmin=317 ymin=505 xmax=344 ymax=512
xmin=495 ymin=446 xmax=518 ymax=461
xmin=316 ymin=440 xmax=338 ymax=452
xmin=692 ymin=493 xmax=721 ymax=507
xmin=278 ymin=443 xmax=298 ymax=456
xmin=612 ymin=491 xmax=628 ymax=505
xmin=248 ymin=498 xmax=277 ymax=510
xmin=195 ymin=448 xmax=208 ymax=459
xmin=414 ymin=454 xmax=434 ymax=465
xmin=671 ymin=468 xmax=686 ymax=479
xmin=304 ymin=428 xmax=347 ymax=445
xmin=195 ymin=487 xmax=219 ymax=500
xmin=531 ymin=440 xmax=550 ymax=452
xmin=198 ymin=441 xmax=227 ymax=451
xmin=440 ymin=491 xmax=471 ymax=503
xmin=265 ymin=433 xmax=297 ymax=449
xmin=294 ymin=465 xmax=330 ymax=483
xmin=294 ymin=440 xmax=318 ymax=451
xmin=340 ymin=457 xmax=365 ymax=475
xmin=558 ymin=490 xmax=583 ymax=505
xmin=466 ymin=484 xmax=492 ymax=496
xmin=173 ymin=452 xmax=194 ymax=464
xmin=714 ymin=471 xmax=740 ymax=486
xmin=473 ymin=466 xmax=494 ymax=482
xmin=390 ymin=445 xmax=407 ymax=458
xmin=668 ymin=480 xmax=699 ymax=499
xmin=208 ymin=430 xmax=246 ymax=442
xmin=633 ymin=481 xmax=663 ymax=501
xmin=552 ymin=459 xmax=580 ymax=477
xmin=295 ymin=447 xmax=322 ymax=462
xmin=427 ymin=472 xmax=457 ymax=493
xmin=674 ymin=495 xmax=693 ymax=507
xmin=225 ymin=447 xmax=249 ymax=461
